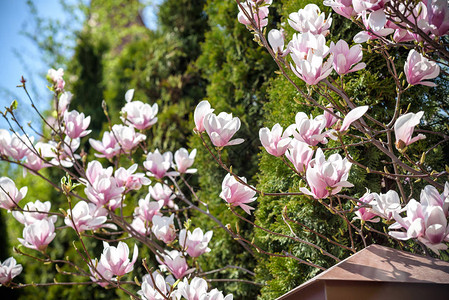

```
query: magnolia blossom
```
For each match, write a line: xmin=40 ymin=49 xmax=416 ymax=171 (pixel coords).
xmin=157 ymin=250 xmax=194 ymax=279
xmin=47 ymin=68 xmax=65 ymax=90
xmin=404 ymin=50 xmax=440 ymax=87
xmin=329 ymin=40 xmax=365 ymax=75
xmin=268 ymin=29 xmax=286 ymax=55
xmin=194 ymin=100 xmax=214 ymax=133
xmin=63 ymin=110 xmax=91 ymax=139
xmin=323 ymin=0 xmax=356 ymax=19
xmin=205 ymin=289 xmax=233 ymax=300
xmin=291 ymin=51 xmax=334 ymax=85
xmin=288 ymin=32 xmax=329 ymax=65
xmin=134 ymin=194 xmax=162 ymax=222
xmin=353 ymin=191 xmax=380 ymax=223
xmin=237 ymin=1 xmax=269 ymax=29
xmin=138 ymin=272 xmax=175 ymax=300
xmin=259 ymin=123 xmax=294 ymax=157
xmin=179 ymin=228 xmax=213 ymax=257
xmin=149 ymin=183 xmax=176 ymax=208
xmin=285 ymin=139 xmax=314 ymax=173
xmin=219 ymin=173 xmax=257 ymax=214
xmin=339 ymin=106 xmax=369 ymax=132
xmin=89 ymin=258 xmax=113 ymax=287
xmin=420 ymin=183 xmax=449 ymax=216
xmin=0 ymin=130 xmax=34 ymax=161
xmin=48 ymin=136 xmax=80 ymax=168
xmin=288 ymin=4 xmax=332 ymax=35
xmin=203 ymin=112 xmax=244 ymax=147
xmin=323 ymin=106 xmax=340 ymax=128
xmin=175 ymin=277 xmax=209 ymax=300
xmin=0 ymin=177 xmax=27 ymax=210
xmin=0 ymin=257 xmax=22 ymax=285
xmin=300 ymin=148 xmax=353 ymax=199
xmin=152 ymin=214 xmax=177 ymax=244
xmin=18 ymin=218 xmax=56 ymax=251
xmin=389 ymin=198 xmax=449 ymax=254
xmin=84 ymin=162 xmax=125 ymax=210
xmin=120 ymin=96 xmax=158 ymax=130
xmin=174 ymin=148 xmax=197 ymax=174
xmin=394 ymin=111 xmax=426 ymax=150
xmin=144 ymin=149 xmax=179 ymax=179
xmin=64 ymin=201 xmax=116 ymax=232
xmin=370 ymin=190 xmax=403 ymax=221
xmin=292 ymin=112 xmax=327 ymax=146
xmin=353 ymin=11 xmax=394 ymax=43
xmin=89 ymin=131 xmax=121 ymax=159
xmin=12 ymin=200 xmax=57 ymax=225
xmin=23 ymin=142 xmax=53 ymax=171
xmin=390 ymin=2 xmax=429 ymax=43
xmin=427 ymin=0 xmax=449 ymax=36
xmin=114 ymin=164 xmax=151 ymax=191
xmin=99 ymin=241 xmax=138 ymax=276
xmin=111 ymin=124 xmax=146 ymax=153
xmin=57 ymin=91 xmax=72 ymax=115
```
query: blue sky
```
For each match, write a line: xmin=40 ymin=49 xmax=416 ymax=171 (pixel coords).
xmin=0 ymin=0 xmax=159 ymax=132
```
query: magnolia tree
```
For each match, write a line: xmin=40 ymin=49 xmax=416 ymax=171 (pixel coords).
xmin=1 ymin=0 xmax=449 ymax=298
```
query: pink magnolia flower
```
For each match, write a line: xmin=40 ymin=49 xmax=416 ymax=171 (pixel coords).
xmin=111 ymin=124 xmax=146 ymax=153
xmin=285 ymin=139 xmax=314 ymax=173
xmin=219 ymin=173 xmax=257 ymax=214
xmin=339 ymin=106 xmax=369 ymax=131
xmin=205 ymin=289 xmax=233 ymax=300
xmin=353 ymin=191 xmax=380 ymax=223
xmin=353 ymin=11 xmax=394 ymax=43
xmin=99 ymin=241 xmax=138 ymax=276
xmin=370 ymin=190 xmax=403 ymax=221
xmin=323 ymin=106 xmax=340 ymax=128
xmin=18 ymin=218 xmax=56 ymax=251
xmin=289 ymin=32 xmax=329 ymax=65
xmin=174 ymin=148 xmax=197 ymax=174
xmin=420 ymin=183 xmax=449 ymax=216
xmin=138 ymin=271 xmax=175 ymax=300
xmin=237 ymin=2 xmax=269 ymax=29
xmin=130 ymin=217 xmax=151 ymax=236
xmin=291 ymin=51 xmax=334 ymax=85
xmin=57 ymin=91 xmax=72 ymax=115
xmin=23 ymin=142 xmax=53 ymax=171
xmin=394 ymin=111 xmax=426 ymax=150
xmin=84 ymin=162 xmax=125 ymax=210
xmin=63 ymin=110 xmax=91 ymax=139
xmin=12 ymin=200 xmax=57 ymax=225
xmin=0 ymin=177 xmax=27 ymax=210
xmin=89 ymin=131 xmax=121 ymax=159
xmin=157 ymin=250 xmax=194 ymax=279
xmin=114 ymin=164 xmax=151 ymax=192
xmin=135 ymin=193 xmax=162 ymax=222
xmin=389 ymin=198 xmax=449 ymax=254
xmin=288 ymin=4 xmax=332 ymax=35
xmin=0 ymin=131 xmax=33 ymax=160
xmin=152 ymin=214 xmax=177 ymax=244
xmin=404 ymin=50 xmax=440 ymax=87
xmin=47 ymin=68 xmax=65 ymax=90
xmin=0 ymin=257 xmax=22 ymax=285
xmin=89 ymin=258 xmax=113 ymax=287
xmin=292 ymin=112 xmax=327 ymax=146
xmin=175 ymin=277 xmax=209 ymax=300
xmin=144 ymin=149 xmax=179 ymax=179
xmin=390 ymin=2 xmax=429 ymax=43
xmin=323 ymin=0 xmax=356 ymax=19
xmin=427 ymin=0 xmax=449 ymax=36
xmin=203 ymin=112 xmax=245 ymax=147
xmin=149 ymin=183 xmax=176 ymax=208
xmin=194 ymin=100 xmax=214 ymax=133
xmin=329 ymin=40 xmax=366 ymax=75
xmin=64 ymin=201 xmax=117 ymax=232
xmin=48 ymin=137 xmax=80 ymax=168
xmin=268 ymin=29 xmax=286 ymax=55
xmin=300 ymin=148 xmax=353 ymax=199
xmin=259 ymin=123 xmax=294 ymax=157
xmin=179 ymin=228 xmax=213 ymax=257
xmin=120 ymin=91 xmax=158 ymax=130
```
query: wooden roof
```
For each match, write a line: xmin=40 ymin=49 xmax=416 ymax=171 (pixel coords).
xmin=277 ymin=244 xmax=449 ymax=300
